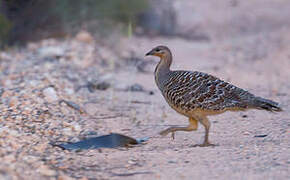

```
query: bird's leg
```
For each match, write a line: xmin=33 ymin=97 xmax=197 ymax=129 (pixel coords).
xmin=194 ymin=116 xmax=216 ymax=147
xmin=159 ymin=117 xmax=198 ymax=140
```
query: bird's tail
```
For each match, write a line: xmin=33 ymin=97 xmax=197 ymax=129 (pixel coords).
xmin=251 ymin=96 xmax=282 ymax=112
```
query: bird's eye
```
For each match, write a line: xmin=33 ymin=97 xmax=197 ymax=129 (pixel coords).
xmin=156 ymin=49 xmax=160 ymax=52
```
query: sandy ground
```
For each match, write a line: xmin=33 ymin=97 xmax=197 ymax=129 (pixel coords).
xmin=0 ymin=0 xmax=290 ymax=179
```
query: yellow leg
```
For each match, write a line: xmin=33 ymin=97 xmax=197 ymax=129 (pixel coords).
xmin=159 ymin=117 xmax=198 ymax=139
xmin=195 ymin=116 xmax=215 ymax=147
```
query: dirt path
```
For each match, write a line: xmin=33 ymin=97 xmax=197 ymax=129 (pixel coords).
xmin=101 ymin=34 xmax=290 ymax=180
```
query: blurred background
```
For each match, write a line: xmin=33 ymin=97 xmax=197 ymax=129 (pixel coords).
xmin=1 ymin=0 xmax=290 ymax=46
xmin=1 ymin=0 xmax=289 ymax=70
xmin=0 ymin=0 xmax=177 ymax=46
xmin=0 ymin=0 xmax=289 ymax=179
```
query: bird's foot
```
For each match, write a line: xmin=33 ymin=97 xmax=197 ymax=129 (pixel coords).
xmin=191 ymin=142 xmax=217 ymax=147
xmin=171 ymin=132 xmax=175 ymax=140
xmin=159 ymin=129 xmax=169 ymax=136
xmin=159 ymin=129 xmax=175 ymax=140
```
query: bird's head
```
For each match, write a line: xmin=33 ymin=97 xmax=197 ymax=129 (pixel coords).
xmin=145 ymin=45 xmax=171 ymax=59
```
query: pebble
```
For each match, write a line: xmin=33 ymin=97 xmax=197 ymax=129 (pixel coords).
xmin=128 ymin=159 xmax=138 ymax=165
xmin=87 ymin=81 xmax=110 ymax=92
xmin=254 ymin=134 xmax=268 ymax=138
xmin=0 ymin=88 xmax=4 ymax=97
xmin=63 ymin=127 xmax=74 ymax=136
xmin=75 ymin=31 xmax=94 ymax=43
xmin=168 ymin=160 xmax=177 ymax=164
xmin=64 ymin=88 xmax=74 ymax=95
xmin=38 ymin=165 xmax=57 ymax=176
xmin=43 ymin=87 xmax=59 ymax=102
xmin=242 ymin=115 xmax=248 ymax=118
xmin=71 ymin=122 xmax=81 ymax=132
xmin=38 ymin=46 xmax=64 ymax=58
xmin=3 ymin=154 xmax=16 ymax=162
xmin=58 ymin=174 xmax=75 ymax=180
xmin=126 ymin=83 xmax=144 ymax=92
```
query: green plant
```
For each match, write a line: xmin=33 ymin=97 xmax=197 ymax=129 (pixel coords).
xmin=0 ymin=0 xmax=149 ymax=46
xmin=0 ymin=14 xmax=12 ymax=47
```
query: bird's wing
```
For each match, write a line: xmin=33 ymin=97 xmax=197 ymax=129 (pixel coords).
xmin=163 ymin=71 xmax=254 ymax=111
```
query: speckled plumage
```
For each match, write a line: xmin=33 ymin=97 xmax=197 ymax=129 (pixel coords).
xmin=162 ymin=71 xmax=254 ymax=112
xmin=146 ymin=45 xmax=282 ymax=146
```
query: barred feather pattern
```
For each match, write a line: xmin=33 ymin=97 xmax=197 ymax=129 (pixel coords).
xmin=160 ymin=71 xmax=255 ymax=111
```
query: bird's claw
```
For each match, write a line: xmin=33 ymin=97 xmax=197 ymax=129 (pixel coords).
xmin=159 ymin=130 xmax=169 ymax=136
xmin=159 ymin=129 xmax=175 ymax=140
xmin=171 ymin=132 xmax=175 ymax=140
xmin=191 ymin=142 xmax=217 ymax=147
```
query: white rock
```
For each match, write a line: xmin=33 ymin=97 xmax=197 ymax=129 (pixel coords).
xmin=63 ymin=127 xmax=73 ymax=136
xmin=43 ymin=87 xmax=59 ymax=102
xmin=58 ymin=174 xmax=75 ymax=180
xmin=38 ymin=46 xmax=64 ymax=58
xmin=75 ymin=30 xmax=94 ymax=43
xmin=38 ymin=165 xmax=56 ymax=176
xmin=64 ymin=88 xmax=74 ymax=95
xmin=71 ymin=122 xmax=81 ymax=132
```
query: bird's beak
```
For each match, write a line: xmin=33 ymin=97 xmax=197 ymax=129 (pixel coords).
xmin=145 ymin=50 xmax=154 ymax=56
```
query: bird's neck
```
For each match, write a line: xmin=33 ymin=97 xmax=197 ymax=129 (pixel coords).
xmin=154 ymin=54 xmax=172 ymax=89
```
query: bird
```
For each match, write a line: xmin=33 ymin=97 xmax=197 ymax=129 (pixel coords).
xmin=145 ymin=45 xmax=282 ymax=147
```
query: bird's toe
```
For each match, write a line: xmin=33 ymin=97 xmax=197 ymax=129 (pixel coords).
xmin=191 ymin=142 xmax=217 ymax=147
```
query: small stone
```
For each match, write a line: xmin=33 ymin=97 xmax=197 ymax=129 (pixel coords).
xmin=23 ymin=155 xmax=39 ymax=164
xmin=64 ymin=88 xmax=74 ymax=95
xmin=60 ymin=100 xmax=86 ymax=114
xmin=9 ymin=97 xmax=19 ymax=107
xmin=58 ymin=174 xmax=75 ymax=180
xmin=43 ymin=87 xmax=59 ymax=102
xmin=34 ymin=143 xmax=47 ymax=152
xmin=63 ymin=127 xmax=74 ymax=136
xmin=3 ymin=154 xmax=16 ymax=162
xmin=28 ymin=80 xmax=40 ymax=87
xmin=71 ymin=122 xmax=81 ymax=132
xmin=0 ymin=88 xmax=4 ymax=97
xmin=38 ymin=165 xmax=57 ymax=176
xmin=242 ymin=115 xmax=248 ymax=118
xmin=15 ymin=115 xmax=22 ymax=121
xmin=27 ymin=42 xmax=38 ymax=51
xmin=87 ymin=81 xmax=110 ymax=92
xmin=127 ymin=158 xmax=139 ymax=165
xmin=168 ymin=160 xmax=177 ymax=164
xmin=254 ymin=134 xmax=268 ymax=138
xmin=1 ymin=90 xmax=13 ymax=98
xmin=75 ymin=31 xmax=94 ymax=43
xmin=79 ymin=177 xmax=88 ymax=180
xmin=38 ymin=46 xmax=64 ymax=58
xmin=126 ymin=83 xmax=144 ymax=92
